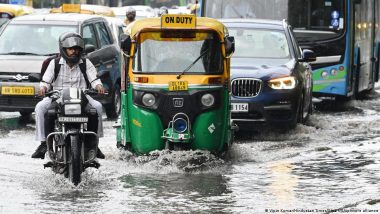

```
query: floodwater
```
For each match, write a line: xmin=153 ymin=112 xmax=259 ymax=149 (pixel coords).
xmin=1 ymin=90 xmax=380 ymax=213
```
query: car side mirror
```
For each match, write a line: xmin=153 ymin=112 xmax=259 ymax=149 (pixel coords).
xmin=299 ymin=49 xmax=316 ymax=62
xmin=120 ymin=33 xmax=132 ymax=54
xmin=84 ymin=44 xmax=96 ymax=54
xmin=28 ymin=73 xmax=41 ymax=82
xmin=225 ymin=36 xmax=235 ymax=58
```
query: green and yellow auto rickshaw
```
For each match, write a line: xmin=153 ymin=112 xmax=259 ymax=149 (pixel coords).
xmin=115 ymin=14 xmax=235 ymax=155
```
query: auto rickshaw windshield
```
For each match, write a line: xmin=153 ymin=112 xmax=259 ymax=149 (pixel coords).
xmin=132 ymin=31 xmax=223 ymax=74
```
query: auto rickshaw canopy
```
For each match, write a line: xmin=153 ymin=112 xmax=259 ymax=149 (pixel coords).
xmin=0 ymin=3 xmax=33 ymax=18
xmin=128 ymin=15 xmax=228 ymax=40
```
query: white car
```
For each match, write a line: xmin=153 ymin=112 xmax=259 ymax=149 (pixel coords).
xmin=104 ymin=16 xmax=126 ymax=46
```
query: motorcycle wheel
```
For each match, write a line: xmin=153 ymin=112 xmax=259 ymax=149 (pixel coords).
xmin=69 ymin=135 xmax=82 ymax=186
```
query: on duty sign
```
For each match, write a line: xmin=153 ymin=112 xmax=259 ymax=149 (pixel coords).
xmin=161 ymin=14 xmax=196 ymax=29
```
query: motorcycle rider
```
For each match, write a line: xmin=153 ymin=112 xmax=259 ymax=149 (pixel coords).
xmin=32 ymin=32 xmax=106 ymax=159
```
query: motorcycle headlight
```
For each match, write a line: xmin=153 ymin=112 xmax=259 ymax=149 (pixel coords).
xmin=64 ymin=104 xmax=81 ymax=115
xmin=201 ymin=93 xmax=215 ymax=107
xmin=268 ymin=76 xmax=296 ymax=90
xmin=142 ymin=93 xmax=156 ymax=107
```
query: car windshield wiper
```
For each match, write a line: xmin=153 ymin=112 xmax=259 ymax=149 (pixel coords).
xmin=176 ymin=49 xmax=208 ymax=80
xmin=2 ymin=52 xmax=41 ymax=56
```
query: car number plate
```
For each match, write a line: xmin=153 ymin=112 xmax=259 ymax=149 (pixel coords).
xmin=231 ymin=103 xmax=249 ymax=112
xmin=169 ymin=81 xmax=188 ymax=91
xmin=58 ymin=117 xmax=88 ymax=123
xmin=1 ymin=86 xmax=34 ymax=96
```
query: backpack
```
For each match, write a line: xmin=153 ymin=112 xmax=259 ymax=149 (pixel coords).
xmin=40 ymin=54 xmax=91 ymax=88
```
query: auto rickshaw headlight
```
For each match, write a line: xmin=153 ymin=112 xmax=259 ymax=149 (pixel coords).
xmin=142 ymin=93 xmax=156 ymax=107
xmin=201 ymin=93 xmax=215 ymax=107
xmin=173 ymin=118 xmax=188 ymax=133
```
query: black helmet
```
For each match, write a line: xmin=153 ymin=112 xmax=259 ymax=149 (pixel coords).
xmin=158 ymin=6 xmax=168 ymax=16
xmin=126 ymin=7 xmax=136 ymax=21
xmin=59 ymin=32 xmax=84 ymax=64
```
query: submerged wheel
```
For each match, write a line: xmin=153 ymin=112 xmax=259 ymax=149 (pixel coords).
xmin=304 ymin=93 xmax=313 ymax=123
xmin=69 ymin=135 xmax=82 ymax=186
xmin=288 ymin=94 xmax=303 ymax=129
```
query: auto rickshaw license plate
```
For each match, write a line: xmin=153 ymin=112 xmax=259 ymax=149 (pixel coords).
xmin=1 ymin=86 xmax=34 ymax=96
xmin=169 ymin=81 xmax=188 ymax=91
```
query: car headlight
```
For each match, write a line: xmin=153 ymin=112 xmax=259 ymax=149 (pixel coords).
xmin=64 ymin=104 xmax=81 ymax=115
xmin=268 ymin=76 xmax=296 ymax=89
xmin=201 ymin=93 xmax=215 ymax=107
xmin=142 ymin=93 xmax=156 ymax=107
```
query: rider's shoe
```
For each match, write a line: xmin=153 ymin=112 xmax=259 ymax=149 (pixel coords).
xmin=96 ymin=147 xmax=105 ymax=159
xmin=31 ymin=141 xmax=47 ymax=159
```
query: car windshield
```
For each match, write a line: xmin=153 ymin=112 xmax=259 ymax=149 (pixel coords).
xmin=0 ymin=24 xmax=77 ymax=55
xmin=133 ymin=31 xmax=223 ymax=74
xmin=228 ymin=28 xmax=290 ymax=59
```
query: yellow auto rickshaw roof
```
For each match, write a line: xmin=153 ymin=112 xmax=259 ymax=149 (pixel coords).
xmin=129 ymin=16 xmax=228 ymax=39
xmin=0 ymin=3 xmax=33 ymax=17
xmin=50 ymin=4 xmax=115 ymax=17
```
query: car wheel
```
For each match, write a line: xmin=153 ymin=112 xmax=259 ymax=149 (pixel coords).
xmin=105 ymin=84 xmax=121 ymax=119
xmin=304 ymin=93 xmax=312 ymax=123
xmin=297 ymin=93 xmax=305 ymax=124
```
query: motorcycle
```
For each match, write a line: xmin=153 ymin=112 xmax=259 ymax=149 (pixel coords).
xmin=30 ymin=71 xmax=108 ymax=186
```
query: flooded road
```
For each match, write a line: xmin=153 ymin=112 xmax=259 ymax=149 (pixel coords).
xmin=1 ymin=90 xmax=380 ymax=213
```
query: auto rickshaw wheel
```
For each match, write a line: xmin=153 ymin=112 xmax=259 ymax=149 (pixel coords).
xmin=165 ymin=141 xmax=191 ymax=151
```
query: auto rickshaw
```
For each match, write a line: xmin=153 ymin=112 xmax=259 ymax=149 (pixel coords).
xmin=0 ymin=3 xmax=33 ymax=27
xmin=115 ymin=14 xmax=236 ymax=155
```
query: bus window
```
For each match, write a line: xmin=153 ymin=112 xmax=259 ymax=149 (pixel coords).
xmin=377 ymin=0 xmax=380 ymax=42
xmin=203 ymin=0 xmax=345 ymax=37
xmin=202 ymin=0 xmax=287 ymax=20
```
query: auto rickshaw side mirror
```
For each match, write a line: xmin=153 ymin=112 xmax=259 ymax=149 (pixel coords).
xmin=120 ymin=33 xmax=132 ymax=54
xmin=299 ymin=49 xmax=316 ymax=62
xmin=225 ymin=36 xmax=235 ymax=58
xmin=28 ymin=73 xmax=41 ymax=82
xmin=84 ymin=44 xmax=96 ymax=54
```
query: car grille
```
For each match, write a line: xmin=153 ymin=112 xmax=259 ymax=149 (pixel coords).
xmin=231 ymin=78 xmax=262 ymax=97
xmin=0 ymin=73 xmax=30 ymax=82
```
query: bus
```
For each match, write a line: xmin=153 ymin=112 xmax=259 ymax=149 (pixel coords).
xmin=199 ymin=0 xmax=380 ymax=99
